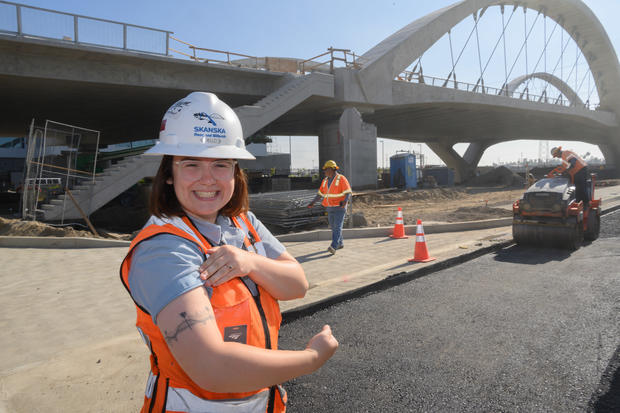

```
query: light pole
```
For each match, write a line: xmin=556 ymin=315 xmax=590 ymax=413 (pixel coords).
xmin=418 ymin=144 xmax=423 ymax=167
xmin=381 ymin=140 xmax=385 ymax=172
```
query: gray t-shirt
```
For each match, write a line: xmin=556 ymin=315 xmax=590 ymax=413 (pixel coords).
xmin=128 ymin=212 xmax=285 ymax=323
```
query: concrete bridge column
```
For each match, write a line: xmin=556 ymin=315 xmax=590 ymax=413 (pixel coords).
xmin=318 ymin=108 xmax=377 ymax=189
xmin=426 ymin=141 xmax=493 ymax=183
xmin=600 ymin=140 xmax=620 ymax=173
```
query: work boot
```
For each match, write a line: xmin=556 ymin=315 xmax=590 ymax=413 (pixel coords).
xmin=336 ymin=244 xmax=344 ymax=250
xmin=327 ymin=246 xmax=336 ymax=255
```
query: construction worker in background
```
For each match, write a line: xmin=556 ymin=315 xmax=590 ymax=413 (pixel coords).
xmin=548 ymin=146 xmax=589 ymax=206
xmin=307 ymin=160 xmax=352 ymax=255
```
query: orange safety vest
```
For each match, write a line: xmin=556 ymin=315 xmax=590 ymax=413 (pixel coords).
xmin=120 ymin=215 xmax=286 ymax=413
xmin=318 ymin=173 xmax=352 ymax=207
xmin=558 ymin=150 xmax=587 ymax=181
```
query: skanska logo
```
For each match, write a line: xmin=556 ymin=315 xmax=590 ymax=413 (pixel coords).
xmin=194 ymin=126 xmax=226 ymax=134
xmin=194 ymin=112 xmax=217 ymax=125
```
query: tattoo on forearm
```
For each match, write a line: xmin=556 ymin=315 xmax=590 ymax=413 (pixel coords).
xmin=164 ymin=307 xmax=214 ymax=343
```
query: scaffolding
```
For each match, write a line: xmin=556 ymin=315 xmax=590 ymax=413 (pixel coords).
xmin=21 ymin=119 xmax=100 ymax=222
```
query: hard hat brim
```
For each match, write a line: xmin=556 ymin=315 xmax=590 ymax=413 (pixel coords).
xmin=144 ymin=142 xmax=256 ymax=160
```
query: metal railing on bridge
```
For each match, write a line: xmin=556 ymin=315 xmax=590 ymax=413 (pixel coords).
xmin=169 ymin=37 xmax=360 ymax=75
xmin=169 ymin=35 xmax=261 ymax=68
xmin=298 ymin=47 xmax=361 ymax=74
xmin=1 ymin=1 xmax=600 ymax=111
xmin=395 ymin=70 xmax=600 ymax=111
xmin=0 ymin=0 xmax=172 ymax=55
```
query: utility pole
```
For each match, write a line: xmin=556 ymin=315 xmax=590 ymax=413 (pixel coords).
xmin=418 ymin=144 xmax=423 ymax=167
xmin=382 ymin=140 xmax=385 ymax=171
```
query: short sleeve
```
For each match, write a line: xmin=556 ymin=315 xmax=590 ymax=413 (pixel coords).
xmin=342 ymin=175 xmax=352 ymax=190
xmin=128 ymin=233 xmax=211 ymax=323
xmin=246 ymin=211 xmax=286 ymax=259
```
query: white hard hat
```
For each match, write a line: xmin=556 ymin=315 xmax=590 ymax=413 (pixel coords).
xmin=145 ymin=92 xmax=255 ymax=160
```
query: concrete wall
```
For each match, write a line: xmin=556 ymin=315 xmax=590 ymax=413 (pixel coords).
xmin=318 ymin=108 xmax=377 ymax=189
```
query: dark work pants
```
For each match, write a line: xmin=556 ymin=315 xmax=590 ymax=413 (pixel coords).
xmin=573 ymin=167 xmax=588 ymax=206
xmin=326 ymin=207 xmax=346 ymax=249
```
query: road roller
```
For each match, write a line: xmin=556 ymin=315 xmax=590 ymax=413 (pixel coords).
xmin=512 ymin=174 xmax=601 ymax=250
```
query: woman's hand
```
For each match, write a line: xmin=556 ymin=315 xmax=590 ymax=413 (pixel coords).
xmin=199 ymin=245 xmax=255 ymax=287
xmin=305 ymin=325 xmax=339 ymax=367
xmin=201 ymin=247 xmax=308 ymax=301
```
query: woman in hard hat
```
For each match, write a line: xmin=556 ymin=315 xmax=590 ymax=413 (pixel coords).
xmin=307 ymin=160 xmax=352 ymax=254
xmin=120 ymin=92 xmax=338 ymax=412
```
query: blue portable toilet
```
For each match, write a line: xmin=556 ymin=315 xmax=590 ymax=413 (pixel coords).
xmin=389 ymin=153 xmax=417 ymax=189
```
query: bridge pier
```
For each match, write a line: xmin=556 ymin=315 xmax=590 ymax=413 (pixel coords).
xmin=318 ymin=108 xmax=377 ymax=189
xmin=599 ymin=141 xmax=620 ymax=176
xmin=426 ymin=141 xmax=493 ymax=183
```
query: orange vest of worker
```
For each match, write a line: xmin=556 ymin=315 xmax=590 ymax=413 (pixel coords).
xmin=318 ymin=173 xmax=352 ymax=207
xmin=120 ymin=215 xmax=286 ymax=413
xmin=560 ymin=150 xmax=587 ymax=180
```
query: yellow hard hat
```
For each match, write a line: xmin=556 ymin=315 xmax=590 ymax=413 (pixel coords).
xmin=322 ymin=160 xmax=339 ymax=170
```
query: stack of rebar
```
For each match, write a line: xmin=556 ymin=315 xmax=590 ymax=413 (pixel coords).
xmin=249 ymin=190 xmax=326 ymax=230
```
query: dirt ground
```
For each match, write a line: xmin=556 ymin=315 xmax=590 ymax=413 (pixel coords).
xmin=353 ymin=186 xmax=523 ymax=227
xmin=0 ymin=217 xmax=133 ymax=240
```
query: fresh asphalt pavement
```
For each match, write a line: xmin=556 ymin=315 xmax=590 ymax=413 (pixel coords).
xmin=278 ymin=211 xmax=620 ymax=412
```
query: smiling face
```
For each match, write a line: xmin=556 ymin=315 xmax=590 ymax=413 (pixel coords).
xmin=167 ymin=156 xmax=235 ymax=223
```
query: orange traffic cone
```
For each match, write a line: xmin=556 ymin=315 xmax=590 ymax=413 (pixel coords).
xmin=408 ymin=219 xmax=436 ymax=262
xmin=390 ymin=207 xmax=408 ymax=239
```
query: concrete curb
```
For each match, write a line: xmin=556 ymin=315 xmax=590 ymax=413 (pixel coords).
xmin=0 ymin=218 xmax=514 ymax=248
xmin=0 ymin=236 xmax=130 ymax=248
xmin=282 ymin=239 xmax=515 ymax=321
xmin=276 ymin=218 xmax=513 ymax=242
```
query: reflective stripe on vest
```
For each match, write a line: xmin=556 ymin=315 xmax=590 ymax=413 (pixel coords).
xmin=120 ymin=214 xmax=286 ymax=413
xmin=318 ymin=174 xmax=352 ymax=207
xmin=166 ymin=385 xmax=270 ymax=413
xmin=560 ymin=150 xmax=586 ymax=179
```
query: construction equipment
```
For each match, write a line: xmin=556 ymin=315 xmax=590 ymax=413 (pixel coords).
xmin=512 ymin=174 xmax=601 ymax=250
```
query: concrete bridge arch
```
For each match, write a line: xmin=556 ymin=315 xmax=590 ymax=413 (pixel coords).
xmin=354 ymin=0 xmax=620 ymax=178
xmin=506 ymin=73 xmax=584 ymax=106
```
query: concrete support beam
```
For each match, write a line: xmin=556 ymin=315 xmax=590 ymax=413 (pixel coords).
xmin=318 ymin=108 xmax=377 ymax=189
xmin=599 ymin=138 xmax=620 ymax=175
xmin=427 ymin=141 xmax=480 ymax=183
xmin=463 ymin=141 xmax=496 ymax=167
xmin=427 ymin=140 xmax=497 ymax=183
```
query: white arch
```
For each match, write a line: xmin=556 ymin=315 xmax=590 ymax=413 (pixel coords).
xmin=506 ymin=72 xmax=584 ymax=106
xmin=358 ymin=0 xmax=620 ymax=113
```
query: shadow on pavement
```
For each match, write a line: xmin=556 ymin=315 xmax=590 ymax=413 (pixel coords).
xmin=589 ymin=342 xmax=620 ymax=412
xmin=492 ymin=245 xmax=573 ymax=264
xmin=296 ymin=250 xmax=332 ymax=263
xmin=373 ymin=237 xmax=403 ymax=244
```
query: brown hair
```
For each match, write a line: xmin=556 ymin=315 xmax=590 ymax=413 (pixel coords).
xmin=149 ymin=155 xmax=249 ymax=219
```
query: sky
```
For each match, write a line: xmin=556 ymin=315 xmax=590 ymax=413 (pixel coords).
xmin=6 ymin=0 xmax=620 ymax=169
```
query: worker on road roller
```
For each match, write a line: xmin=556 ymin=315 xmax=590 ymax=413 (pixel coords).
xmin=547 ymin=146 xmax=589 ymax=207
